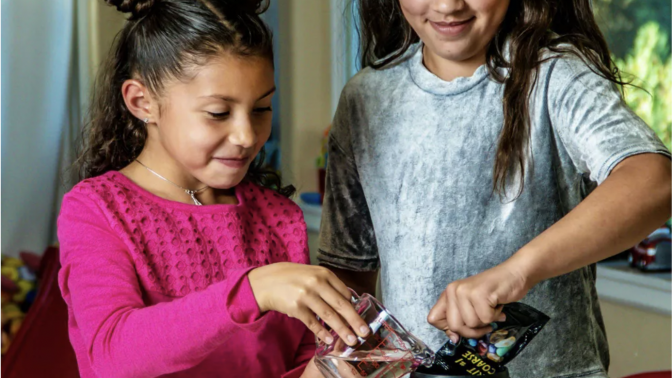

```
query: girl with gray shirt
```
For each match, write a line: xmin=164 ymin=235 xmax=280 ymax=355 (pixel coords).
xmin=318 ymin=0 xmax=671 ymax=377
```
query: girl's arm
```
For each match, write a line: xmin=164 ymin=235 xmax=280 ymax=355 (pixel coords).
xmin=513 ymin=153 xmax=670 ymax=286
xmin=58 ymin=194 xmax=268 ymax=378
xmin=430 ymin=153 xmax=670 ymax=341
xmin=429 ymin=56 xmax=671 ymax=341
xmin=59 ymin=193 xmax=366 ymax=378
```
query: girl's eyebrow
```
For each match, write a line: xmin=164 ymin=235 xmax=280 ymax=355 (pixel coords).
xmin=200 ymin=87 xmax=276 ymax=103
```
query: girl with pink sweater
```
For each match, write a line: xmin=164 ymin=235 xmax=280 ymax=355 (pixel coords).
xmin=57 ymin=1 xmax=368 ymax=377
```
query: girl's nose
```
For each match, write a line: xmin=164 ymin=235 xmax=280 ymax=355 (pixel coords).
xmin=228 ymin=116 xmax=257 ymax=149
xmin=432 ymin=0 xmax=465 ymax=14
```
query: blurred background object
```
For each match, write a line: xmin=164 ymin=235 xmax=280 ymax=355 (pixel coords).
xmin=1 ymin=246 xmax=79 ymax=378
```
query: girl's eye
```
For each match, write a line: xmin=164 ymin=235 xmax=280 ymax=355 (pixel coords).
xmin=207 ymin=111 xmax=230 ymax=119
xmin=253 ymin=106 xmax=272 ymax=113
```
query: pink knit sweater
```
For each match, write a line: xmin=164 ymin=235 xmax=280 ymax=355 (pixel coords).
xmin=57 ymin=171 xmax=315 ymax=378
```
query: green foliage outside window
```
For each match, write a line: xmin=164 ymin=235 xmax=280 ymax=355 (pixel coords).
xmin=594 ymin=0 xmax=671 ymax=149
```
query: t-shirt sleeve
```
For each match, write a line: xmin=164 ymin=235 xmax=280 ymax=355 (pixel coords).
xmin=317 ymin=88 xmax=380 ymax=272
xmin=547 ymin=55 xmax=670 ymax=184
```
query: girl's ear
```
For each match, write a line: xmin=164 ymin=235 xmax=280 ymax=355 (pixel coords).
xmin=121 ymin=79 xmax=155 ymax=123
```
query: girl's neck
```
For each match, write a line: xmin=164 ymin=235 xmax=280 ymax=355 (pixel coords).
xmin=121 ymin=144 xmax=237 ymax=206
xmin=422 ymin=44 xmax=487 ymax=82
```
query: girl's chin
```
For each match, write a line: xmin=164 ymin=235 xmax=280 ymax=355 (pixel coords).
xmin=205 ymin=174 xmax=247 ymax=191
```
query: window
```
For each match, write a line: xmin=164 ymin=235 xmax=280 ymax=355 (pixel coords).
xmin=330 ymin=0 xmax=360 ymax=116
xmin=594 ymin=0 xmax=671 ymax=149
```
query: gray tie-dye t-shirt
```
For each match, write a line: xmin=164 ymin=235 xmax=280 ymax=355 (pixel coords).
xmin=318 ymin=44 xmax=669 ymax=378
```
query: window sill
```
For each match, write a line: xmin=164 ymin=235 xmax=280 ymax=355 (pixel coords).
xmin=596 ymin=261 xmax=671 ymax=315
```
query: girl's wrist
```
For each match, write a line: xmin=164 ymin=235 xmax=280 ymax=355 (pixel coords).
xmin=504 ymin=246 xmax=544 ymax=291
xmin=248 ymin=266 xmax=270 ymax=313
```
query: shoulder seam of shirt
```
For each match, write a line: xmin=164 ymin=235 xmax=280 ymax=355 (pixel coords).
xmin=328 ymin=132 xmax=358 ymax=169
xmin=548 ymin=53 xmax=608 ymax=109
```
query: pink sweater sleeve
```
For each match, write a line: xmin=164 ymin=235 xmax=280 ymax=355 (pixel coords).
xmin=281 ymin=327 xmax=317 ymax=378
xmin=57 ymin=193 xmax=266 ymax=378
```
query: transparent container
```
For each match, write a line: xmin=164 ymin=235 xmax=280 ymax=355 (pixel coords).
xmin=315 ymin=290 xmax=434 ymax=378
xmin=411 ymin=368 xmax=510 ymax=378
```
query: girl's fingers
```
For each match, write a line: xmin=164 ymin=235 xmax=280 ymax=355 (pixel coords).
xmin=472 ymin=296 xmax=500 ymax=326
xmin=427 ymin=296 xmax=449 ymax=330
xmin=432 ymin=317 xmax=450 ymax=332
xmin=304 ymin=294 xmax=358 ymax=346
xmin=294 ymin=307 xmax=333 ymax=345
xmin=321 ymin=284 xmax=370 ymax=338
xmin=456 ymin=291 xmax=485 ymax=328
xmin=447 ymin=287 xmax=493 ymax=340
xmin=324 ymin=269 xmax=356 ymax=300
xmin=331 ymin=337 xmax=350 ymax=354
xmin=445 ymin=330 xmax=460 ymax=344
xmin=496 ymin=305 xmax=506 ymax=322
xmin=446 ymin=288 xmax=464 ymax=343
xmin=454 ymin=324 xmax=493 ymax=339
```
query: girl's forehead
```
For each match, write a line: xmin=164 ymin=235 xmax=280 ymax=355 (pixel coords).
xmin=164 ymin=54 xmax=274 ymax=99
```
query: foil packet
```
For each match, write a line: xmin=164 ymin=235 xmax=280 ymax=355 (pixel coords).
xmin=416 ymin=302 xmax=550 ymax=376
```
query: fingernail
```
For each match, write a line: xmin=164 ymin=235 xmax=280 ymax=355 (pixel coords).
xmin=347 ymin=335 xmax=357 ymax=344
xmin=450 ymin=335 xmax=459 ymax=344
xmin=498 ymin=313 xmax=506 ymax=322
xmin=360 ymin=325 xmax=370 ymax=335
xmin=325 ymin=336 xmax=333 ymax=344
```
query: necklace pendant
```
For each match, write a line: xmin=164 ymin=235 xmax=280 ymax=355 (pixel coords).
xmin=136 ymin=160 xmax=209 ymax=205
xmin=186 ymin=190 xmax=203 ymax=206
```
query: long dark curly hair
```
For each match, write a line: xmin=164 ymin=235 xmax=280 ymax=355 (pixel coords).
xmin=357 ymin=0 xmax=629 ymax=197
xmin=73 ymin=0 xmax=294 ymax=197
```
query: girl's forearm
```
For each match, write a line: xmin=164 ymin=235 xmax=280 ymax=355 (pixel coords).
xmin=507 ymin=153 xmax=671 ymax=287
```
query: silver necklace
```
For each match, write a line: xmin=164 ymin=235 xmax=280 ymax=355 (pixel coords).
xmin=135 ymin=160 xmax=208 ymax=206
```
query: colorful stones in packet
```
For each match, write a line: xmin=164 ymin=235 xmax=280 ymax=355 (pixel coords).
xmin=415 ymin=302 xmax=550 ymax=376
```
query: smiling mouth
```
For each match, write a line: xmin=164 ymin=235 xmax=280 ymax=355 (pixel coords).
xmin=214 ymin=157 xmax=250 ymax=169
xmin=434 ymin=17 xmax=474 ymax=26
xmin=429 ymin=16 xmax=476 ymax=37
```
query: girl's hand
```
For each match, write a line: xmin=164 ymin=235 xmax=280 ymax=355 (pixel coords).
xmin=248 ymin=262 xmax=369 ymax=346
xmin=427 ymin=261 xmax=531 ymax=343
xmin=299 ymin=357 xmax=325 ymax=378
xmin=298 ymin=356 xmax=361 ymax=378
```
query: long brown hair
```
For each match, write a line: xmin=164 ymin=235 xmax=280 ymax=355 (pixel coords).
xmin=74 ymin=0 xmax=294 ymax=197
xmin=357 ymin=0 xmax=628 ymax=198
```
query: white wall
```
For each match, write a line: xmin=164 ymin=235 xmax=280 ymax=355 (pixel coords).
xmin=600 ymin=300 xmax=671 ymax=377
xmin=1 ymin=0 xmax=75 ymax=256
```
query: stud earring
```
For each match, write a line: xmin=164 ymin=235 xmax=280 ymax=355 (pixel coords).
xmin=143 ymin=118 xmax=149 ymax=123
